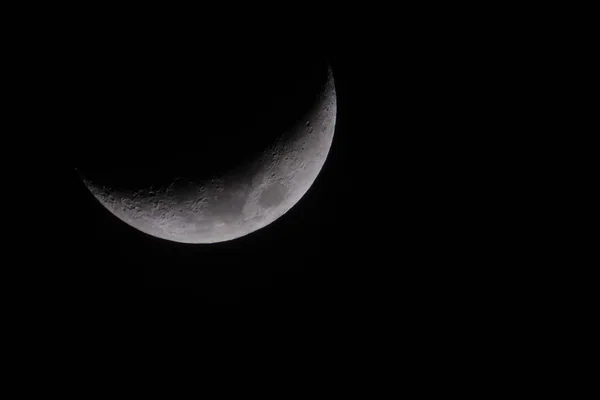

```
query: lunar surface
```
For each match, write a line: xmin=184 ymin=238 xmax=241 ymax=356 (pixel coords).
xmin=81 ymin=66 xmax=337 ymax=243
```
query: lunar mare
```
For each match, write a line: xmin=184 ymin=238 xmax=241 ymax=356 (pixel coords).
xmin=82 ymin=68 xmax=337 ymax=243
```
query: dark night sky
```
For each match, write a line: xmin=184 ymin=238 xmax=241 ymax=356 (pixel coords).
xmin=7 ymin=7 xmax=524 ymax=350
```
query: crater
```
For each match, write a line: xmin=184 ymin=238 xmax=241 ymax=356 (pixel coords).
xmin=258 ymin=182 xmax=288 ymax=208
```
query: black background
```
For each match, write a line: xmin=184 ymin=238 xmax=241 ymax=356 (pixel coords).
xmin=6 ymin=5 xmax=542 ymax=364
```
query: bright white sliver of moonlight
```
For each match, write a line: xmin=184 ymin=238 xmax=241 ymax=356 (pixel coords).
xmin=83 ymin=67 xmax=337 ymax=243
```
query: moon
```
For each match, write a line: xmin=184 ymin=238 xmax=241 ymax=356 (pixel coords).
xmin=80 ymin=65 xmax=337 ymax=244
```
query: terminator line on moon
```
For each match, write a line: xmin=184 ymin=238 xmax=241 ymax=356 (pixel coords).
xmin=80 ymin=67 xmax=337 ymax=244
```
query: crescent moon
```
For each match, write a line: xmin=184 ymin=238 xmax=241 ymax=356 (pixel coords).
xmin=81 ymin=66 xmax=337 ymax=244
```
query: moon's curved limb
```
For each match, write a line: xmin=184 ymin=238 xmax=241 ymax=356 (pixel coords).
xmin=82 ymin=67 xmax=337 ymax=243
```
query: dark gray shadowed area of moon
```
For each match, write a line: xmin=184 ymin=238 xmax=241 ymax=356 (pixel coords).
xmin=79 ymin=50 xmax=336 ymax=243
